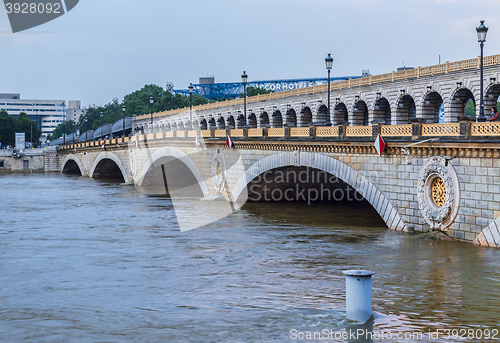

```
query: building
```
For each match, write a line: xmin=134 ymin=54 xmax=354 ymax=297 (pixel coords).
xmin=66 ymin=100 xmax=86 ymax=123
xmin=0 ymin=93 xmax=66 ymax=139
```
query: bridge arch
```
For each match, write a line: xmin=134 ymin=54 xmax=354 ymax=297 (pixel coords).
xmin=485 ymin=83 xmax=500 ymax=113
xmin=248 ymin=113 xmax=257 ymax=128
xmin=217 ymin=116 xmax=225 ymax=129
xmin=230 ymin=151 xmax=407 ymax=231
xmin=285 ymin=108 xmax=297 ymax=126
xmin=61 ymin=154 xmax=84 ymax=176
xmin=351 ymin=100 xmax=369 ymax=126
xmin=421 ymin=91 xmax=443 ymax=123
xmin=136 ymin=146 xmax=209 ymax=198
xmin=259 ymin=112 xmax=269 ymax=128
xmin=226 ymin=115 xmax=235 ymax=128
xmin=90 ymin=152 xmax=128 ymax=182
xmin=199 ymin=118 xmax=208 ymax=130
xmin=314 ymin=104 xmax=328 ymax=124
xmin=208 ymin=117 xmax=216 ymax=129
xmin=449 ymin=87 xmax=475 ymax=122
xmin=333 ymin=102 xmax=348 ymax=124
xmin=372 ymin=97 xmax=391 ymax=125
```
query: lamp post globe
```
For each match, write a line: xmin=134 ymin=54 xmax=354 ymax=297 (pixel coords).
xmin=476 ymin=20 xmax=488 ymax=122
xmin=325 ymin=53 xmax=334 ymax=126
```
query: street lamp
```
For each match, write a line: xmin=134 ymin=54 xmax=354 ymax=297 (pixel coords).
xmin=122 ymin=105 xmax=126 ymax=138
xmin=149 ymin=96 xmax=154 ymax=127
xmin=476 ymin=20 xmax=488 ymax=122
xmin=100 ymin=111 xmax=103 ymax=140
xmin=325 ymin=53 xmax=334 ymax=126
xmin=188 ymin=83 xmax=194 ymax=129
xmin=63 ymin=102 xmax=66 ymax=145
xmin=241 ymin=71 xmax=248 ymax=127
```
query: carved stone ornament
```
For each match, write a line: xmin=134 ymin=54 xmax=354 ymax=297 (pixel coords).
xmin=417 ymin=156 xmax=460 ymax=230
xmin=129 ymin=151 xmax=137 ymax=177
xmin=211 ymin=150 xmax=227 ymax=192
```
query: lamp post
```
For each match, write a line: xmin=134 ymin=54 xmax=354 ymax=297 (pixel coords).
xmin=188 ymin=83 xmax=194 ymax=129
xmin=477 ymin=20 xmax=488 ymax=122
xmin=325 ymin=53 xmax=334 ymax=126
xmin=122 ymin=105 xmax=126 ymax=137
xmin=149 ymin=96 xmax=154 ymax=128
xmin=241 ymin=71 xmax=248 ymax=127
xmin=100 ymin=111 xmax=103 ymax=140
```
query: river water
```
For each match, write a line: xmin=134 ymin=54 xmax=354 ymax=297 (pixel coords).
xmin=1 ymin=174 xmax=499 ymax=342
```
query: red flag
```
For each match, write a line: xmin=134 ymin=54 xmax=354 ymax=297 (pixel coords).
xmin=226 ymin=135 xmax=233 ymax=149
xmin=374 ymin=134 xmax=385 ymax=156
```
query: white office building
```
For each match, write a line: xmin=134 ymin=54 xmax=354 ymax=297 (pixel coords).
xmin=0 ymin=93 xmax=66 ymax=139
xmin=67 ymin=100 xmax=86 ymax=123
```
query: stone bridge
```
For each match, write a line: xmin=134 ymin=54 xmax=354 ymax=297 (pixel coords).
xmin=54 ymin=125 xmax=500 ymax=249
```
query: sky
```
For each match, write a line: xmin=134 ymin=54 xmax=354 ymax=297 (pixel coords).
xmin=1 ymin=0 xmax=499 ymax=106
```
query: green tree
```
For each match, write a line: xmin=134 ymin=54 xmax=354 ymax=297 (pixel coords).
xmin=0 ymin=110 xmax=15 ymax=147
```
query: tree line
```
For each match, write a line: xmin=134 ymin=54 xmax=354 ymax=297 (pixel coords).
xmin=0 ymin=111 xmax=40 ymax=148
xmin=49 ymin=85 xmax=273 ymax=140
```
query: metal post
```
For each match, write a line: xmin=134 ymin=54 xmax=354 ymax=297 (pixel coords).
xmin=100 ymin=111 xmax=103 ymax=140
xmin=190 ymin=93 xmax=193 ymax=128
xmin=326 ymin=69 xmax=331 ymax=126
xmin=122 ymin=105 xmax=126 ymax=138
xmin=243 ymin=83 xmax=247 ymax=126
xmin=478 ymin=41 xmax=486 ymax=122
xmin=343 ymin=269 xmax=375 ymax=323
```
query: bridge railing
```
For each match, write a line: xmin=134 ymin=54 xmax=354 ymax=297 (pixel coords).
xmin=59 ymin=121 xmax=500 ymax=151
xmin=134 ymin=53 xmax=500 ymax=122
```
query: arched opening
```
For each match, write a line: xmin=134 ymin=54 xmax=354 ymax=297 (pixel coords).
xmin=486 ymin=84 xmax=500 ymax=115
xmin=351 ymin=100 xmax=369 ymax=126
xmin=178 ymin=122 xmax=185 ymax=130
xmin=92 ymin=158 xmax=125 ymax=182
xmin=227 ymin=115 xmax=235 ymax=129
xmin=450 ymin=88 xmax=475 ymax=122
xmin=235 ymin=114 xmax=245 ymax=128
xmin=298 ymin=107 xmax=312 ymax=127
xmin=333 ymin=102 xmax=348 ymax=125
xmin=271 ymin=110 xmax=283 ymax=128
xmin=259 ymin=112 xmax=269 ymax=128
xmin=314 ymin=104 xmax=328 ymax=125
xmin=217 ymin=117 xmax=225 ymax=129
xmin=208 ymin=117 xmax=216 ymax=129
xmin=140 ymin=155 xmax=205 ymax=198
xmin=396 ymin=95 xmax=416 ymax=124
xmin=373 ymin=98 xmax=391 ymax=125
xmin=421 ymin=92 xmax=444 ymax=123
xmin=248 ymin=113 xmax=257 ymax=128
xmin=62 ymin=159 xmax=82 ymax=175
xmin=199 ymin=119 xmax=208 ymax=130
xmin=285 ymin=109 xmax=297 ymax=127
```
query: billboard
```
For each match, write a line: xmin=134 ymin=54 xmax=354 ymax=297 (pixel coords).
xmin=15 ymin=132 xmax=25 ymax=150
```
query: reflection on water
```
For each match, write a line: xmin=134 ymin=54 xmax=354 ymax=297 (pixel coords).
xmin=0 ymin=174 xmax=499 ymax=342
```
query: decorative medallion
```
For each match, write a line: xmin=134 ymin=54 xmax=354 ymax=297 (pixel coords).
xmin=417 ymin=156 xmax=460 ymax=230
xmin=211 ymin=150 xmax=227 ymax=192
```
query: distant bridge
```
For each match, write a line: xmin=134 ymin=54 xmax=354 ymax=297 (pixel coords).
xmin=174 ymin=76 xmax=363 ymax=100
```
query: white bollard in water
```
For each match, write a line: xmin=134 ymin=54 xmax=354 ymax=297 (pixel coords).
xmin=343 ymin=269 xmax=375 ymax=323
